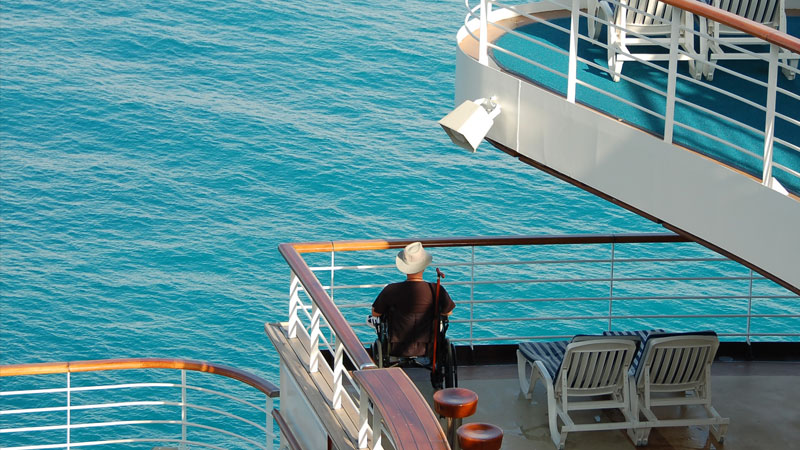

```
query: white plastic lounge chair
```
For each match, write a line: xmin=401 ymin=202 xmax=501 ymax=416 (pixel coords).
xmin=587 ymin=0 xmax=705 ymax=81
xmin=704 ymin=0 xmax=797 ymax=80
xmin=517 ymin=335 xmax=640 ymax=449
xmin=629 ymin=331 xmax=730 ymax=445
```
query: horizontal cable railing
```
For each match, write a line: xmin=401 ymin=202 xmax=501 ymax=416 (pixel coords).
xmin=0 ymin=358 xmax=279 ymax=450
xmin=286 ymin=234 xmax=799 ymax=348
xmin=463 ymin=0 xmax=800 ymax=196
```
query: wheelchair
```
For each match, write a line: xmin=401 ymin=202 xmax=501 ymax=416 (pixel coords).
xmin=370 ymin=313 xmax=457 ymax=390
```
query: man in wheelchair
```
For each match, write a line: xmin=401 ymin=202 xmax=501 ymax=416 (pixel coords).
xmin=367 ymin=242 xmax=457 ymax=389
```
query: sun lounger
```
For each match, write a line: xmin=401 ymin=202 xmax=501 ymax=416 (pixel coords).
xmin=587 ymin=0 xmax=705 ymax=81
xmin=704 ymin=0 xmax=798 ymax=80
xmin=628 ymin=330 xmax=730 ymax=444
xmin=517 ymin=335 xmax=640 ymax=449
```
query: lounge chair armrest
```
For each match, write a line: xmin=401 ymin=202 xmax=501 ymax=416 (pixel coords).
xmin=534 ymin=360 xmax=554 ymax=385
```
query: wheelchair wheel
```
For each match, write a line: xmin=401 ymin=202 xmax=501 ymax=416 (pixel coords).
xmin=372 ymin=340 xmax=384 ymax=368
xmin=444 ymin=342 xmax=457 ymax=388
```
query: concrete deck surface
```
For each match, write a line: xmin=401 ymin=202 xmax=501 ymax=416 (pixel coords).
xmin=407 ymin=361 xmax=799 ymax=450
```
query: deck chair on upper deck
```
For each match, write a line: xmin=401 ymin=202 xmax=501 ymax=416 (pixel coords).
xmin=587 ymin=0 xmax=705 ymax=81
xmin=629 ymin=331 xmax=729 ymax=445
xmin=703 ymin=0 xmax=798 ymax=80
xmin=517 ymin=335 xmax=641 ymax=450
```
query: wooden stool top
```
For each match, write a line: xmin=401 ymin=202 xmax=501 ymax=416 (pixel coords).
xmin=457 ymin=422 xmax=503 ymax=450
xmin=433 ymin=387 xmax=478 ymax=419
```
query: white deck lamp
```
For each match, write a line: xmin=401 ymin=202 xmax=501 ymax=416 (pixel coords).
xmin=438 ymin=97 xmax=501 ymax=152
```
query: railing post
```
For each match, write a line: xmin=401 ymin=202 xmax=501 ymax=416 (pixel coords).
xmin=330 ymin=249 xmax=336 ymax=345
xmin=66 ymin=372 xmax=71 ymax=450
xmin=608 ymin=242 xmax=616 ymax=331
xmin=470 ymin=246 xmax=475 ymax=348
xmin=371 ymin=404 xmax=384 ymax=450
xmin=664 ymin=7 xmax=681 ymax=143
xmin=309 ymin=302 xmax=321 ymax=373
xmin=358 ymin=386 xmax=370 ymax=448
xmin=479 ymin=0 xmax=490 ymax=65
xmin=289 ymin=273 xmax=301 ymax=339
xmin=567 ymin=0 xmax=580 ymax=103
xmin=746 ymin=269 xmax=754 ymax=345
xmin=267 ymin=397 xmax=275 ymax=450
xmin=181 ymin=370 xmax=187 ymax=449
xmin=333 ymin=340 xmax=344 ymax=409
xmin=330 ymin=248 xmax=335 ymax=303
xmin=762 ymin=44 xmax=779 ymax=187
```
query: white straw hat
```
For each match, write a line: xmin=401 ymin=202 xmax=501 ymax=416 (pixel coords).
xmin=395 ymin=242 xmax=433 ymax=274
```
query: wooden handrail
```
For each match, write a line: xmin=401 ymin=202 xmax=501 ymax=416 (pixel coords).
xmin=289 ymin=232 xmax=689 ymax=254
xmin=273 ymin=409 xmax=305 ymax=450
xmin=353 ymin=368 xmax=449 ymax=450
xmin=652 ymin=0 xmax=800 ymax=54
xmin=0 ymin=358 xmax=280 ymax=398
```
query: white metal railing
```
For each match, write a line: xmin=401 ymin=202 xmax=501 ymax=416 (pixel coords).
xmin=280 ymin=243 xmax=404 ymax=450
xmin=287 ymin=272 xmax=401 ymax=450
xmin=464 ymin=0 xmax=800 ymax=195
xmin=0 ymin=360 xmax=278 ymax=450
xmin=293 ymin=235 xmax=800 ymax=347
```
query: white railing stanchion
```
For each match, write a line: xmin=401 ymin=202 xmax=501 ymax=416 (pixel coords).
xmin=470 ymin=246 xmax=476 ymax=348
xmin=664 ymin=7 xmax=681 ymax=143
xmin=608 ymin=242 xmax=616 ymax=331
xmin=333 ymin=340 xmax=344 ymax=409
xmin=479 ymin=0 xmax=490 ymax=65
xmin=309 ymin=302 xmax=321 ymax=373
xmin=181 ymin=370 xmax=188 ymax=449
xmin=358 ymin=386 xmax=370 ymax=449
xmin=567 ymin=0 xmax=580 ymax=103
xmin=762 ymin=44 xmax=779 ymax=187
xmin=747 ymin=269 xmax=754 ymax=345
xmin=331 ymin=249 xmax=336 ymax=303
xmin=267 ymin=396 xmax=275 ymax=450
xmin=289 ymin=274 xmax=301 ymax=339
xmin=371 ymin=404 xmax=384 ymax=450
xmin=66 ymin=372 xmax=71 ymax=450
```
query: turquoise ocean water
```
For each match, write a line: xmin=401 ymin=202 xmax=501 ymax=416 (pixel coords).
xmin=2 ymin=0 xmax=727 ymax=382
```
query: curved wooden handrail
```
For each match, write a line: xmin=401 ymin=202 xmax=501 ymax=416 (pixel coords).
xmin=660 ymin=0 xmax=800 ymax=54
xmin=0 ymin=358 xmax=280 ymax=398
xmin=273 ymin=409 xmax=305 ymax=450
xmin=353 ymin=368 xmax=449 ymax=450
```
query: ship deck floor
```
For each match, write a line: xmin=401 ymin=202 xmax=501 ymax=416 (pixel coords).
xmin=406 ymin=360 xmax=799 ymax=450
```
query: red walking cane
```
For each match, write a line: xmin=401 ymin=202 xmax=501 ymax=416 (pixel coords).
xmin=431 ymin=267 xmax=445 ymax=377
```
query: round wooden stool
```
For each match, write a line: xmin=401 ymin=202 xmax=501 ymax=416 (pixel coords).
xmin=433 ymin=388 xmax=478 ymax=449
xmin=457 ymin=422 xmax=503 ymax=450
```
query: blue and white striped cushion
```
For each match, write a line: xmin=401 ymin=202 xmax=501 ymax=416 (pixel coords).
xmin=602 ymin=329 xmax=665 ymax=370
xmin=518 ymin=341 xmax=569 ymax=381
xmin=630 ymin=330 xmax=718 ymax=380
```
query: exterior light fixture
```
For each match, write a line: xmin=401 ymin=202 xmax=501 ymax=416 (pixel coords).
xmin=438 ymin=97 xmax=501 ymax=152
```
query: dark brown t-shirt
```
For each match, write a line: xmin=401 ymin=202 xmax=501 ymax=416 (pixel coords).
xmin=372 ymin=281 xmax=455 ymax=357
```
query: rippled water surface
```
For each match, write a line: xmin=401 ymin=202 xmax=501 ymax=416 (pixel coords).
xmin=1 ymin=0 xmax=663 ymax=378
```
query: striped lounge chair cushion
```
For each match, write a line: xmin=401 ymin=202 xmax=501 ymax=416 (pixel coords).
xmin=602 ymin=329 xmax=664 ymax=370
xmin=518 ymin=340 xmax=569 ymax=380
